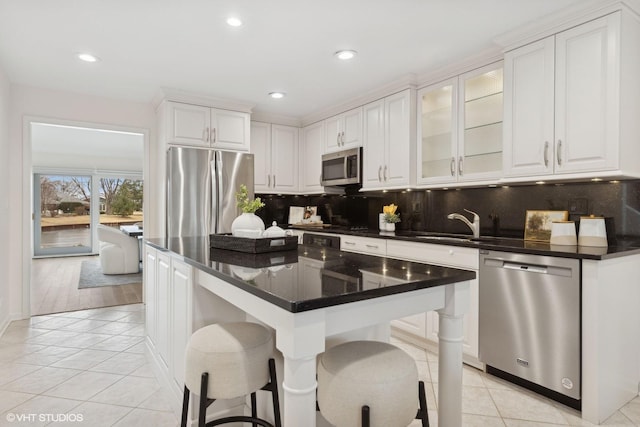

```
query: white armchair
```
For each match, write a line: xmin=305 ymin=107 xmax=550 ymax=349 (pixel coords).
xmin=97 ymin=225 xmax=140 ymax=274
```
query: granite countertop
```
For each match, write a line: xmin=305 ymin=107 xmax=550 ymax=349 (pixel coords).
xmin=146 ymin=237 xmax=476 ymax=313
xmin=290 ymin=226 xmax=640 ymax=260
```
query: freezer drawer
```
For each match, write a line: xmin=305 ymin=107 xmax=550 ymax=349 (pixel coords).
xmin=479 ymin=250 xmax=580 ymax=401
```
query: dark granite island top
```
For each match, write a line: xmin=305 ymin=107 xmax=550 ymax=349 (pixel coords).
xmin=145 ymin=236 xmax=476 ymax=313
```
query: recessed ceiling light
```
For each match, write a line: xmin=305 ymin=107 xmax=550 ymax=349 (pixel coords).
xmin=335 ymin=50 xmax=357 ymax=60
xmin=227 ymin=17 xmax=243 ymax=27
xmin=269 ymin=92 xmax=285 ymax=99
xmin=77 ymin=53 xmax=99 ymax=63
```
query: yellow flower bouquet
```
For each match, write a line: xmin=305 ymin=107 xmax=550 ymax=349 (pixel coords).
xmin=382 ymin=204 xmax=400 ymax=223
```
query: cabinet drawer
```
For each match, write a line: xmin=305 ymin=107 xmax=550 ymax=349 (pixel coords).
xmin=386 ymin=240 xmax=478 ymax=269
xmin=340 ymin=235 xmax=386 ymax=256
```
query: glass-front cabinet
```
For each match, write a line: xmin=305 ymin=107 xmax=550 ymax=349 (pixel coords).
xmin=417 ymin=62 xmax=503 ymax=185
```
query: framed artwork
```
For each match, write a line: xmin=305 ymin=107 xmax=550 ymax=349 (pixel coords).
xmin=524 ymin=210 xmax=569 ymax=242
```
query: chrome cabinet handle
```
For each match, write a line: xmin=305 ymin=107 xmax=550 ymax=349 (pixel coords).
xmin=450 ymin=157 xmax=455 ymax=176
xmin=203 ymin=127 xmax=209 ymax=142
xmin=383 ymin=165 xmax=387 ymax=181
xmin=365 ymin=244 xmax=379 ymax=249
xmin=458 ymin=156 xmax=463 ymax=176
xmin=557 ymin=140 xmax=562 ymax=166
xmin=378 ymin=166 xmax=382 ymax=182
xmin=212 ymin=128 xmax=217 ymax=143
xmin=267 ymin=175 xmax=271 ymax=187
xmin=544 ymin=141 xmax=549 ymax=167
xmin=344 ymin=241 xmax=356 ymax=245
xmin=273 ymin=175 xmax=276 ymax=187
xmin=341 ymin=131 xmax=345 ymax=145
xmin=337 ymin=133 xmax=340 ymax=145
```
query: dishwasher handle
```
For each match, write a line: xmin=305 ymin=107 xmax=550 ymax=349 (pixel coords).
xmin=503 ymin=261 xmax=547 ymax=274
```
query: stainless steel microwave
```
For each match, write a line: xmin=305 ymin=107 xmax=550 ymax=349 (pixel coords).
xmin=321 ymin=147 xmax=362 ymax=186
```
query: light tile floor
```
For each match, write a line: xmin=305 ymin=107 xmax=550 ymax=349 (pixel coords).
xmin=1 ymin=304 xmax=638 ymax=426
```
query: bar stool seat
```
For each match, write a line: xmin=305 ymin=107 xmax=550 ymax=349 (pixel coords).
xmin=181 ymin=322 xmax=281 ymax=427
xmin=317 ymin=340 xmax=429 ymax=427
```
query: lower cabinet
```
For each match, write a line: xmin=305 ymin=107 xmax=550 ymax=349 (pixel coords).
xmin=144 ymin=244 xmax=193 ymax=397
xmin=386 ymin=240 xmax=481 ymax=367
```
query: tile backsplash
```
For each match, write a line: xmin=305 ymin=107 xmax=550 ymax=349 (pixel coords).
xmin=258 ymin=180 xmax=640 ymax=239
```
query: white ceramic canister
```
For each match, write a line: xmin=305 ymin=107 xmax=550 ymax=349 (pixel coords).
xmin=549 ymin=221 xmax=577 ymax=245
xmin=578 ymin=216 xmax=608 ymax=247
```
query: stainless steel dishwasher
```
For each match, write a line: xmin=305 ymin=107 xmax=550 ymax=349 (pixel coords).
xmin=479 ymin=250 xmax=581 ymax=408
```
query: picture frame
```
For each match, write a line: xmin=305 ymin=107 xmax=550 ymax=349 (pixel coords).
xmin=524 ymin=210 xmax=569 ymax=242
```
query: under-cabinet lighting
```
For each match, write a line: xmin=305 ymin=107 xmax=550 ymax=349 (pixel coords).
xmin=335 ymin=50 xmax=357 ymax=60
xmin=488 ymin=184 xmax=497 ymax=188
xmin=610 ymin=180 xmax=620 ymax=184
xmin=501 ymin=185 xmax=510 ymax=189
xmin=591 ymin=178 xmax=603 ymax=182
xmin=226 ymin=17 xmax=243 ymax=27
xmin=535 ymin=181 xmax=545 ymax=185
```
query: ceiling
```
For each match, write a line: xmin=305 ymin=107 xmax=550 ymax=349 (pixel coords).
xmin=0 ymin=0 xmax=587 ymax=120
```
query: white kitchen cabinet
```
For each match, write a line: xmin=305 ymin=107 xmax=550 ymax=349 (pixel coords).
xmin=362 ymin=89 xmax=416 ymax=190
xmin=300 ymin=121 xmax=325 ymax=193
xmin=417 ymin=63 xmax=503 ymax=186
xmin=324 ymin=107 xmax=362 ymax=153
xmin=144 ymin=243 xmax=194 ymax=397
xmin=504 ymin=11 xmax=640 ymax=179
xmin=251 ymin=122 xmax=299 ymax=194
xmin=340 ymin=235 xmax=386 ymax=256
xmin=386 ymin=240 xmax=480 ymax=367
xmin=163 ymin=101 xmax=250 ymax=151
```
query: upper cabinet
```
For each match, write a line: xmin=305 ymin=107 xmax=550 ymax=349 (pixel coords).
xmin=362 ymin=89 xmax=416 ymax=190
xmin=164 ymin=101 xmax=250 ymax=151
xmin=300 ymin=121 xmax=325 ymax=193
xmin=251 ymin=122 xmax=299 ymax=194
xmin=417 ymin=62 xmax=503 ymax=186
xmin=324 ymin=107 xmax=362 ymax=153
xmin=503 ymin=11 xmax=640 ymax=180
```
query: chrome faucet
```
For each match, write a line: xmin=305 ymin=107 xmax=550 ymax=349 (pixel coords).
xmin=447 ymin=209 xmax=480 ymax=238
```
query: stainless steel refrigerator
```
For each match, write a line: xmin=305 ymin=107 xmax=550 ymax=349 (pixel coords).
xmin=166 ymin=146 xmax=255 ymax=238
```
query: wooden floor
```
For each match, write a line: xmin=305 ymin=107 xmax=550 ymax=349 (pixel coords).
xmin=31 ymin=255 xmax=143 ymax=316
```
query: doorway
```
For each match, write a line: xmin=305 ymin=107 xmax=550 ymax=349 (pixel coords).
xmin=28 ymin=121 xmax=146 ymax=315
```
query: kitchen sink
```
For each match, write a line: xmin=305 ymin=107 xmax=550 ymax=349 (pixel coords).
xmin=406 ymin=232 xmax=505 ymax=244
xmin=415 ymin=235 xmax=473 ymax=243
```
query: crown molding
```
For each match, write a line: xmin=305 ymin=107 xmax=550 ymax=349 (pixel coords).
xmin=300 ymin=74 xmax=418 ymax=127
xmin=494 ymin=0 xmax=640 ymax=51
xmin=153 ymin=87 xmax=254 ymax=113
xmin=250 ymin=111 xmax=302 ymax=127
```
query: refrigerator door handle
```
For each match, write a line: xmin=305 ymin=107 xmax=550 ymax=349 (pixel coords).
xmin=211 ymin=151 xmax=222 ymax=233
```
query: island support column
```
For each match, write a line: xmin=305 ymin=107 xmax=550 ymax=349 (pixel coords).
xmin=436 ymin=281 xmax=470 ymax=427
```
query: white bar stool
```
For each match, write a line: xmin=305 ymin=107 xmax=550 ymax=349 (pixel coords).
xmin=180 ymin=322 xmax=282 ymax=427
xmin=317 ymin=340 xmax=429 ymax=427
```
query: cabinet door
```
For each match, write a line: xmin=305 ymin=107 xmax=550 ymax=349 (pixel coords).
xmin=555 ymin=13 xmax=619 ymax=174
xmin=211 ymin=109 xmax=250 ymax=151
xmin=156 ymin=251 xmax=171 ymax=370
xmin=171 ymin=258 xmax=192 ymax=391
xmin=341 ymin=107 xmax=363 ymax=149
xmin=271 ymin=125 xmax=299 ymax=193
xmin=324 ymin=114 xmax=343 ymax=153
xmin=143 ymin=245 xmax=157 ymax=345
xmin=301 ymin=122 xmax=324 ymax=193
xmin=251 ymin=122 xmax=272 ymax=192
xmin=503 ymin=38 xmax=555 ymax=177
xmin=362 ymin=99 xmax=386 ymax=189
xmin=168 ymin=102 xmax=210 ymax=147
xmin=384 ymin=90 xmax=412 ymax=187
xmin=458 ymin=62 xmax=504 ymax=181
xmin=417 ymin=79 xmax=458 ymax=185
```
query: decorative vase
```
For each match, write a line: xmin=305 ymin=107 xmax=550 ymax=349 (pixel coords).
xmin=231 ymin=213 xmax=265 ymax=238
xmin=384 ymin=222 xmax=396 ymax=232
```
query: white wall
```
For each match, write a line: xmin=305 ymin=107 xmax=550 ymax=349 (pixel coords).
xmin=0 ymin=64 xmax=11 ymax=331
xmin=7 ymin=85 xmax=157 ymax=318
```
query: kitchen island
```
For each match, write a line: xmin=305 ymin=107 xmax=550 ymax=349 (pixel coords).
xmin=144 ymin=236 xmax=475 ymax=427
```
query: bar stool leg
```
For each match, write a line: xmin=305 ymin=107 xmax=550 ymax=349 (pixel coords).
xmin=251 ymin=392 xmax=258 ymax=427
xmin=417 ymin=380 xmax=430 ymax=427
xmin=199 ymin=372 xmax=209 ymax=427
xmin=268 ymin=359 xmax=282 ymax=427
xmin=361 ymin=405 xmax=370 ymax=427
xmin=181 ymin=386 xmax=190 ymax=427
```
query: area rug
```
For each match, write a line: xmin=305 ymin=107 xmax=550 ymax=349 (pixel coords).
xmin=78 ymin=259 xmax=142 ymax=288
